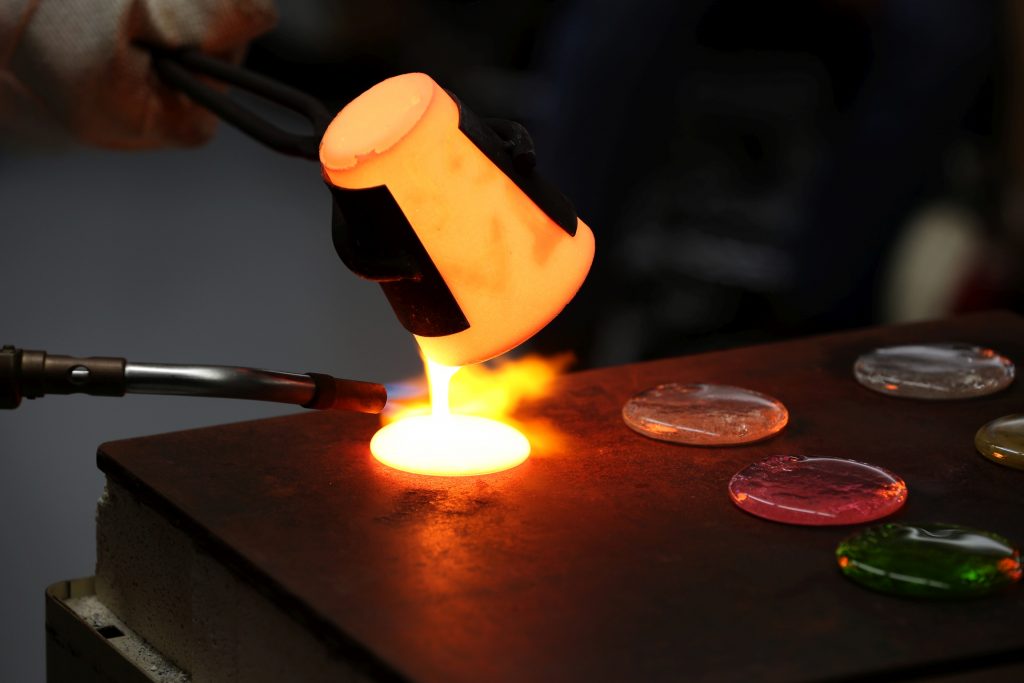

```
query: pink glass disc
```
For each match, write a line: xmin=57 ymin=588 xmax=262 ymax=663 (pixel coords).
xmin=728 ymin=455 xmax=907 ymax=526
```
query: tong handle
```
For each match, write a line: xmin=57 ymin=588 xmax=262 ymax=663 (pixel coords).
xmin=147 ymin=45 xmax=332 ymax=160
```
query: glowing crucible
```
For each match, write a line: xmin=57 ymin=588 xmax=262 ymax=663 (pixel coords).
xmin=320 ymin=72 xmax=595 ymax=367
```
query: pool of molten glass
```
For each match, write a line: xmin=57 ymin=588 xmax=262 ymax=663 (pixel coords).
xmin=370 ymin=359 xmax=532 ymax=476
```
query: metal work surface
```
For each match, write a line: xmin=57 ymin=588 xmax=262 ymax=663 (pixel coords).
xmin=98 ymin=312 xmax=1024 ymax=682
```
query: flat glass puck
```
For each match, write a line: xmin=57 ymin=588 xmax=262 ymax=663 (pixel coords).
xmin=622 ymin=383 xmax=788 ymax=446
xmin=836 ymin=523 xmax=1022 ymax=599
xmin=975 ymin=414 xmax=1024 ymax=471
xmin=853 ymin=343 xmax=1014 ymax=399
xmin=729 ymin=455 xmax=907 ymax=526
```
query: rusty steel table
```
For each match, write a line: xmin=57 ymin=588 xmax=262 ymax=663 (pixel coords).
xmin=98 ymin=312 xmax=1024 ymax=682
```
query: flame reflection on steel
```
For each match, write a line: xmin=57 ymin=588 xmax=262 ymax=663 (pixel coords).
xmin=370 ymin=359 xmax=532 ymax=476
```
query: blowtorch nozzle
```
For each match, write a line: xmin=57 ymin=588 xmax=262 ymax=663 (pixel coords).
xmin=0 ymin=346 xmax=386 ymax=414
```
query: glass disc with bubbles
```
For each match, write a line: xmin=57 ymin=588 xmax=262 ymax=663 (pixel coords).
xmin=836 ymin=523 xmax=1022 ymax=598
xmin=729 ymin=455 xmax=907 ymax=526
xmin=853 ymin=343 xmax=1014 ymax=400
xmin=622 ymin=383 xmax=788 ymax=446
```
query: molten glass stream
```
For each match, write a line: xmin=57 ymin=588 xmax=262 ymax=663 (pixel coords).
xmin=369 ymin=359 xmax=531 ymax=476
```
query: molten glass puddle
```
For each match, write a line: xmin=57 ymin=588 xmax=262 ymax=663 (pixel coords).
xmin=370 ymin=359 xmax=531 ymax=476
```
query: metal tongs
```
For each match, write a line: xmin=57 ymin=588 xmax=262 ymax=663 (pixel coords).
xmin=146 ymin=44 xmax=331 ymax=160
xmin=0 ymin=346 xmax=386 ymax=414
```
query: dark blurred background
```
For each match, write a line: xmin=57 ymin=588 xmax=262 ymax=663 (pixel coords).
xmin=2 ymin=0 xmax=1022 ymax=679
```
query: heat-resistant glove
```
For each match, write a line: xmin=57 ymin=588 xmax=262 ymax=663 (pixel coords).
xmin=0 ymin=0 xmax=277 ymax=148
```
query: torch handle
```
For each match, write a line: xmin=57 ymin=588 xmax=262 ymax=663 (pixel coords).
xmin=0 ymin=347 xmax=127 ymax=409
xmin=0 ymin=347 xmax=386 ymax=414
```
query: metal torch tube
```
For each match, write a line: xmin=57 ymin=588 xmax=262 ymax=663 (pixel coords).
xmin=124 ymin=363 xmax=317 ymax=406
xmin=1 ymin=346 xmax=387 ymax=413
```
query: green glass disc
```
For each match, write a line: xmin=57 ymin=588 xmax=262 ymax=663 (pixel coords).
xmin=836 ymin=523 xmax=1021 ymax=599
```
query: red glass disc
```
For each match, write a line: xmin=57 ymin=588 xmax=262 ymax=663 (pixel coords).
xmin=729 ymin=455 xmax=907 ymax=526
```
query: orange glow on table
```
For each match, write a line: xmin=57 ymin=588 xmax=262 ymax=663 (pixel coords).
xmin=370 ymin=359 xmax=531 ymax=476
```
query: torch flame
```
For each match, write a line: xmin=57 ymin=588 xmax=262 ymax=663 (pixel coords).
xmin=370 ymin=353 xmax=572 ymax=476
